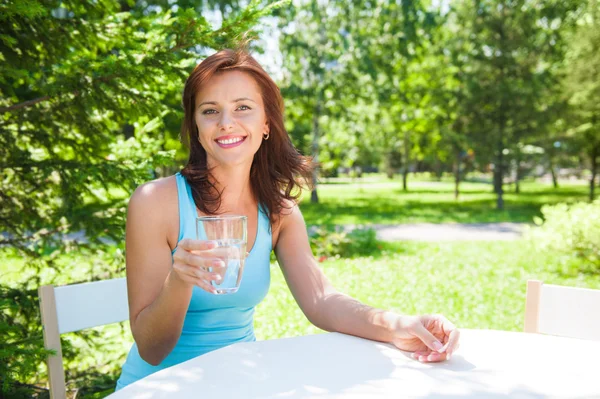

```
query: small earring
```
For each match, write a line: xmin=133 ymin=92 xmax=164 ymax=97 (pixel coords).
xmin=263 ymin=131 xmax=270 ymax=140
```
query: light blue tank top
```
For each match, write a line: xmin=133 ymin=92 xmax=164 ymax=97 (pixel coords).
xmin=116 ymin=173 xmax=272 ymax=389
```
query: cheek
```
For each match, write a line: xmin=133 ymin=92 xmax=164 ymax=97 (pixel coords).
xmin=195 ymin=117 xmax=215 ymax=137
xmin=239 ymin=114 xmax=267 ymax=132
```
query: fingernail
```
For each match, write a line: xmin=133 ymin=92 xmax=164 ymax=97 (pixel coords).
xmin=432 ymin=341 xmax=444 ymax=352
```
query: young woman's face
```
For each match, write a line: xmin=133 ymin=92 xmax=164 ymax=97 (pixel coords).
xmin=195 ymin=70 xmax=268 ymax=169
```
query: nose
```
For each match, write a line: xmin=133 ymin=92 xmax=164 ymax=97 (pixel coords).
xmin=218 ymin=110 xmax=235 ymax=131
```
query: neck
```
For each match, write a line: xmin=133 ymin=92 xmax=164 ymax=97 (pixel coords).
xmin=210 ymin=162 xmax=254 ymax=213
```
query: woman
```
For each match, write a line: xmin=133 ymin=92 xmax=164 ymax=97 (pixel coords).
xmin=116 ymin=48 xmax=460 ymax=389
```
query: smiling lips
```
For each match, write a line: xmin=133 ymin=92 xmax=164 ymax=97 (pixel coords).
xmin=215 ymin=135 xmax=247 ymax=149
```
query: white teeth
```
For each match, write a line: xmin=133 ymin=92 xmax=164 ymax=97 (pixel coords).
xmin=217 ymin=137 xmax=244 ymax=145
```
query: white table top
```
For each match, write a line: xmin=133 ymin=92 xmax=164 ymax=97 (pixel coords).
xmin=109 ymin=329 xmax=600 ymax=399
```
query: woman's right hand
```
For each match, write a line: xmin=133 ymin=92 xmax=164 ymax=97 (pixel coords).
xmin=171 ymin=238 xmax=226 ymax=294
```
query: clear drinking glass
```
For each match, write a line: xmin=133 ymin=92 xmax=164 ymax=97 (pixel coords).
xmin=196 ymin=215 xmax=247 ymax=294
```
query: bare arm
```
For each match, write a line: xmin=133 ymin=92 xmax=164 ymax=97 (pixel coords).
xmin=275 ymin=204 xmax=460 ymax=362
xmin=274 ymin=204 xmax=398 ymax=343
xmin=125 ymin=180 xmax=192 ymax=366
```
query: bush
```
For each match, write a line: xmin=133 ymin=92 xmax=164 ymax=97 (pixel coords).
xmin=526 ymin=200 xmax=600 ymax=271
xmin=309 ymin=226 xmax=380 ymax=260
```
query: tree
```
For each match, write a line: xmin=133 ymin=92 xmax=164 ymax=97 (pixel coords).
xmin=0 ymin=0 xmax=282 ymax=395
xmin=278 ymin=0 xmax=351 ymax=202
xmin=564 ymin=0 xmax=600 ymax=201
xmin=450 ymin=0 xmax=580 ymax=209
xmin=339 ymin=0 xmax=437 ymax=191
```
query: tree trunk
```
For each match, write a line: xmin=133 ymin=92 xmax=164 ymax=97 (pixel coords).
xmin=311 ymin=97 xmax=321 ymax=203
xmin=515 ymin=146 xmax=521 ymax=194
xmin=495 ymin=14 xmax=507 ymax=211
xmin=434 ymin=154 xmax=443 ymax=182
xmin=385 ymin=150 xmax=395 ymax=179
xmin=549 ymin=156 xmax=559 ymax=189
xmin=590 ymin=144 xmax=598 ymax=202
xmin=402 ymin=130 xmax=409 ymax=191
xmin=494 ymin=154 xmax=504 ymax=210
xmin=454 ymin=147 xmax=461 ymax=200
xmin=495 ymin=115 xmax=506 ymax=210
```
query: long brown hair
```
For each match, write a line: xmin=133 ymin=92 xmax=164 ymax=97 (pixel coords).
xmin=180 ymin=48 xmax=313 ymax=226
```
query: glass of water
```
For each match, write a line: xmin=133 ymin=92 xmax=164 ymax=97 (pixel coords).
xmin=196 ymin=215 xmax=247 ymax=294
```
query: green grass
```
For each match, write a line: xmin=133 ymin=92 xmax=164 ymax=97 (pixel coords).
xmin=256 ymin=240 xmax=599 ymax=338
xmin=299 ymin=176 xmax=589 ymax=225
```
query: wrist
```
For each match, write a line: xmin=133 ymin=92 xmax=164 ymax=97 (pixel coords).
xmin=379 ymin=311 xmax=403 ymax=342
xmin=167 ymin=268 xmax=194 ymax=293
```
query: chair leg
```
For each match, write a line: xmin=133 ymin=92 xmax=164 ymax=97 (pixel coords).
xmin=39 ymin=285 xmax=67 ymax=399
xmin=524 ymin=280 xmax=542 ymax=334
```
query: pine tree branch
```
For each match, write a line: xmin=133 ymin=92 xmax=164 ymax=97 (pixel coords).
xmin=0 ymin=95 xmax=50 ymax=113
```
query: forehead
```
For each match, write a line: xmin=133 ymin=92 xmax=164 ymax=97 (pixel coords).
xmin=196 ymin=70 xmax=262 ymax=103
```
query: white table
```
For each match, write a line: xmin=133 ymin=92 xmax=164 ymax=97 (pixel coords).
xmin=109 ymin=329 xmax=600 ymax=398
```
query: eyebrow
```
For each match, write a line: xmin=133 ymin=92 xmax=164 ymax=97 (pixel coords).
xmin=197 ymin=97 xmax=257 ymax=108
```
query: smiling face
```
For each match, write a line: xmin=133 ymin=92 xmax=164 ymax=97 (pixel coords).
xmin=194 ymin=70 xmax=269 ymax=169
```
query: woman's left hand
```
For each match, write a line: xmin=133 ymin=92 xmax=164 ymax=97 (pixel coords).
xmin=391 ymin=314 xmax=460 ymax=363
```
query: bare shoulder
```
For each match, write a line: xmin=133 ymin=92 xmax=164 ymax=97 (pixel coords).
xmin=272 ymin=199 xmax=305 ymax=248
xmin=128 ymin=175 xmax=179 ymax=248
xmin=130 ymin=175 xmax=178 ymax=207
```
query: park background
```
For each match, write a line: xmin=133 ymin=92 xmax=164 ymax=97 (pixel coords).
xmin=1 ymin=0 xmax=599 ymax=397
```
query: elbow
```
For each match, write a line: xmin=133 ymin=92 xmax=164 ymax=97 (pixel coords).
xmin=304 ymin=305 xmax=335 ymax=332
xmin=310 ymin=318 xmax=335 ymax=332
xmin=132 ymin=327 xmax=176 ymax=366
xmin=305 ymin=292 xmax=344 ymax=332
xmin=138 ymin=345 xmax=169 ymax=366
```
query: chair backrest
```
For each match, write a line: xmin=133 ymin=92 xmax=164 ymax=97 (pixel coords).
xmin=524 ymin=279 xmax=600 ymax=341
xmin=39 ymin=278 xmax=129 ymax=399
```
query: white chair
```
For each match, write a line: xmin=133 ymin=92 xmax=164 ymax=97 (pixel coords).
xmin=524 ymin=279 xmax=600 ymax=341
xmin=39 ymin=278 xmax=129 ymax=399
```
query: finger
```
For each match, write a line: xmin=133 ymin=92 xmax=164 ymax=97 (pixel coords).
xmin=431 ymin=315 xmax=459 ymax=354
xmin=442 ymin=327 xmax=461 ymax=356
xmin=412 ymin=320 xmax=446 ymax=353
xmin=175 ymin=248 xmax=224 ymax=270
xmin=413 ymin=352 xmax=448 ymax=363
xmin=179 ymin=238 xmax=218 ymax=252
xmin=171 ymin=268 xmax=217 ymax=294
xmin=411 ymin=349 xmax=451 ymax=360
xmin=201 ymin=246 xmax=243 ymax=259
xmin=173 ymin=247 xmax=205 ymax=268
xmin=173 ymin=262 xmax=222 ymax=283
xmin=194 ymin=278 xmax=218 ymax=294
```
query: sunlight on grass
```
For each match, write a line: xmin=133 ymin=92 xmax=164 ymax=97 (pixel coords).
xmin=299 ymin=177 xmax=589 ymax=225
xmin=254 ymin=240 xmax=600 ymax=340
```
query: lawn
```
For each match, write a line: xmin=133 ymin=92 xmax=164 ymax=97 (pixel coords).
xmin=299 ymin=176 xmax=589 ymax=225
xmin=255 ymin=240 xmax=600 ymax=339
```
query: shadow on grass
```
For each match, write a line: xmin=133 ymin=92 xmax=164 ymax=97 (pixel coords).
xmin=301 ymin=183 xmax=589 ymax=225
xmin=301 ymin=197 xmax=545 ymax=225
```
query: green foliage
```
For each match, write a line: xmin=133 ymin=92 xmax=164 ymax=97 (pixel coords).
xmin=563 ymin=0 xmax=600 ymax=200
xmin=0 ymin=286 xmax=52 ymax=399
xmin=309 ymin=226 xmax=379 ymax=259
xmin=527 ymin=200 xmax=600 ymax=271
